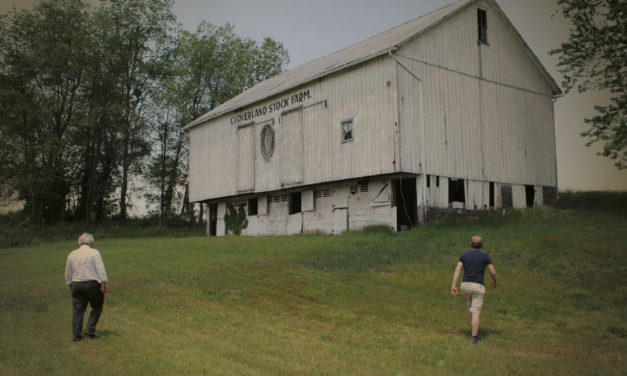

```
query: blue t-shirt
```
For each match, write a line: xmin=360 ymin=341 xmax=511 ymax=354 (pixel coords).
xmin=459 ymin=250 xmax=493 ymax=285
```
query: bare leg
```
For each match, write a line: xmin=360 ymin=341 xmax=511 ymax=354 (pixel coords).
xmin=471 ymin=312 xmax=480 ymax=337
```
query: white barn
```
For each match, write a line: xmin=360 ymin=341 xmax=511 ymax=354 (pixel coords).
xmin=184 ymin=0 xmax=561 ymax=236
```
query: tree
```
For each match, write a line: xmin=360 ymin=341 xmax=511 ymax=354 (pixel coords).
xmin=0 ymin=0 xmax=91 ymax=225
xmin=550 ymin=0 xmax=626 ymax=169
xmin=0 ymin=0 xmax=289 ymax=225
xmin=94 ymin=0 xmax=177 ymax=222
xmin=145 ymin=22 xmax=289 ymax=221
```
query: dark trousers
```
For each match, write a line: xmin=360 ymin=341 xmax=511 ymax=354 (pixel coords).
xmin=71 ymin=281 xmax=104 ymax=339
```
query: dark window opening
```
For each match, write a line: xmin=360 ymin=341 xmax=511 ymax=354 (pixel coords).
xmin=341 ymin=119 xmax=353 ymax=142
xmin=289 ymin=192 xmax=301 ymax=214
xmin=501 ymin=185 xmax=513 ymax=208
xmin=478 ymin=8 xmax=488 ymax=44
xmin=394 ymin=178 xmax=417 ymax=232
xmin=448 ymin=179 xmax=466 ymax=204
xmin=247 ymin=198 xmax=258 ymax=216
xmin=525 ymin=185 xmax=535 ymax=208
xmin=426 ymin=175 xmax=431 ymax=188
xmin=436 ymin=176 xmax=440 ymax=188
xmin=489 ymin=182 xmax=495 ymax=208
xmin=208 ymin=203 xmax=217 ymax=236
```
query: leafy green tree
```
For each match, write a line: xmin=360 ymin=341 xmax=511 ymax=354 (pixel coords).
xmin=95 ymin=0 xmax=177 ymax=221
xmin=1 ymin=0 xmax=289 ymax=226
xmin=550 ymin=0 xmax=626 ymax=169
xmin=0 ymin=0 xmax=91 ymax=225
xmin=146 ymin=22 xmax=289 ymax=222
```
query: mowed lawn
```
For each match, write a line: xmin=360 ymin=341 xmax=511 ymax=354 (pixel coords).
xmin=1 ymin=197 xmax=625 ymax=375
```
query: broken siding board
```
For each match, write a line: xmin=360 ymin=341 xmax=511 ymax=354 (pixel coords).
xmin=466 ymin=180 xmax=487 ymax=209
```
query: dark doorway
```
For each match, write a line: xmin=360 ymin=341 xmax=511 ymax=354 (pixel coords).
xmin=525 ymin=185 xmax=535 ymax=208
xmin=501 ymin=185 xmax=513 ymax=208
xmin=489 ymin=182 xmax=495 ymax=208
xmin=448 ymin=179 xmax=465 ymax=205
xmin=208 ymin=203 xmax=218 ymax=236
xmin=394 ymin=178 xmax=417 ymax=232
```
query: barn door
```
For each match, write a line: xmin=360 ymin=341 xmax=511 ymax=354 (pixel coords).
xmin=237 ymin=124 xmax=255 ymax=192
xmin=280 ymin=108 xmax=303 ymax=185
xmin=331 ymin=207 xmax=348 ymax=234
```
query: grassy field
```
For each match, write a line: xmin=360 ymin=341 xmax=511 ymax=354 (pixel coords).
xmin=1 ymin=192 xmax=625 ymax=375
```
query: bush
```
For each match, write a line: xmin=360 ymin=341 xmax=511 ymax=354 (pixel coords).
xmin=359 ymin=224 xmax=395 ymax=235
xmin=0 ymin=215 xmax=206 ymax=249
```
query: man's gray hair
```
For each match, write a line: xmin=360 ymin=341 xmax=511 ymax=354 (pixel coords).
xmin=78 ymin=233 xmax=95 ymax=246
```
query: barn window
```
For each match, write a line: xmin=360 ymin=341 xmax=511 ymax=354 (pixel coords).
xmin=289 ymin=192 xmax=301 ymax=214
xmin=247 ymin=198 xmax=258 ymax=216
xmin=477 ymin=9 xmax=488 ymax=44
xmin=341 ymin=119 xmax=353 ymax=142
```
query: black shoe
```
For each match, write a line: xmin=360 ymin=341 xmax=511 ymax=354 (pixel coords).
xmin=72 ymin=336 xmax=82 ymax=342
xmin=84 ymin=332 xmax=98 ymax=339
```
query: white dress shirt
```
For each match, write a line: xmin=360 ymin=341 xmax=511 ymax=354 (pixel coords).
xmin=65 ymin=245 xmax=109 ymax=285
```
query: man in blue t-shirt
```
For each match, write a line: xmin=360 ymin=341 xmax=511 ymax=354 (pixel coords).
xmin=451 ymin=235 xmax=497 ymax=344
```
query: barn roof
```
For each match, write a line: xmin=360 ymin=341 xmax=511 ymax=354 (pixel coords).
xmin=184 ymin=0 xmax=561 ymax=130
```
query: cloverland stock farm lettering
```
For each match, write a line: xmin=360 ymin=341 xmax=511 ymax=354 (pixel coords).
xmin=230 ymin=90 xmax=312 ymax=125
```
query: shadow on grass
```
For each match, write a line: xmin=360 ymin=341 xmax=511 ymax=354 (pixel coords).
xmin=454 ymin=326 xmax=502 ymax=340
xmin=94 ymin=329 xmax=120 ymax=339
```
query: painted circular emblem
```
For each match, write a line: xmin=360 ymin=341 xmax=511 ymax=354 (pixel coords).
xmin=260 ymin=124 xmax=275 ymax=161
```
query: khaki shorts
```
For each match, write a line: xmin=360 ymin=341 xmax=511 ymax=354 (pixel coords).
xmin=461 ymin=282 xmax=486 ymax=315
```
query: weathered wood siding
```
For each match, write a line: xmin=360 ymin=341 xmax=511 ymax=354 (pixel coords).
xmin=188 ymin=57 xmax=398 ymax=202
xmin=395 ymin=0 xmax=557 ymax=187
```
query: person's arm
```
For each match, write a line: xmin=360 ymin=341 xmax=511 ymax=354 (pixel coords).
xmin=451 ymin=261 xmax=463 ymax=296
xmin=94 ymin=251 xmax=109 ymax=293
xmin=64 ymin=257 xmax=72 ymax=286
xmin=487 ymin=264 xmax=497 ymax=288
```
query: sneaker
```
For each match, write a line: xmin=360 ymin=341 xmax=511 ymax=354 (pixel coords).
xmin=472 ymin=337 xmax=481 ymax=345
xmin=72 ymin=336 xmax=82 ymax=342
xmin=84 ymin=332 xmax=98 ymax=339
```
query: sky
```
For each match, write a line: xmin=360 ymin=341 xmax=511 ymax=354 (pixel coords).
xmin=1 ymin=0 xmax=625 ymax=191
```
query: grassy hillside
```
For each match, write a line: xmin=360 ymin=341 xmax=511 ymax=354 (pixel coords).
xmin=1 ymin=193 xmax=625 ymax=375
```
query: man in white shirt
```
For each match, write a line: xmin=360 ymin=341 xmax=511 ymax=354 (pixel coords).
xmin=65 ymin=233 xmax=109 ymax=342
